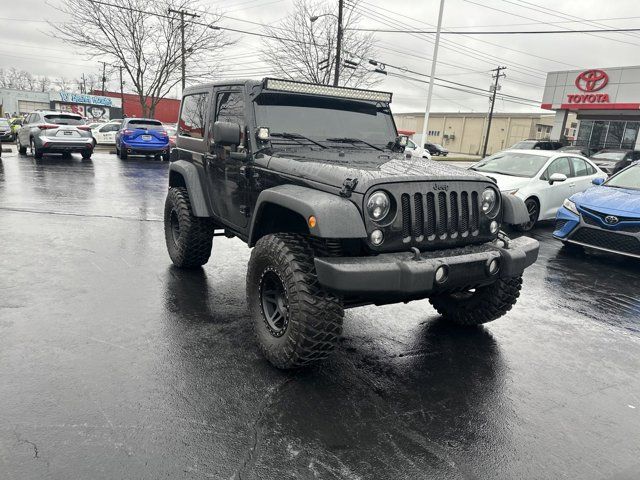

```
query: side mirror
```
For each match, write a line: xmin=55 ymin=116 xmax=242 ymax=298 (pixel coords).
xmin=397 ymin=135 xmax=408 ymax=148
xmin=549 ymin=173 xmax=567 ymax=185
xmin=592 ymin=177 xmax=605 ymax=185
xmin=212 ymin=121 xmax=241 ymax=147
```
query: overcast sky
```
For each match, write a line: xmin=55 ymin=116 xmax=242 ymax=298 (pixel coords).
xmin=3 ymin=0 xmax=640 ymax=114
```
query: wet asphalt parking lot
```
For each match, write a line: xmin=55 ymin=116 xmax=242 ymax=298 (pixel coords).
xmin=1 ymin=146 xmax=639 ymax=480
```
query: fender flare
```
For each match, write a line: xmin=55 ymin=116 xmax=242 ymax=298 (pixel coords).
xmin=501 ymin=193 xmax=531 ymax=225
xmin=168 ymin=160 xmax=210 ymax=217
xmin=248 ymin=185 xmax=367 ymax=246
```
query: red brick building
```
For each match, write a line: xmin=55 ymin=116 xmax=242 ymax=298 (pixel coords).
xmin=92 ymin=90 xmax=180 ymax=123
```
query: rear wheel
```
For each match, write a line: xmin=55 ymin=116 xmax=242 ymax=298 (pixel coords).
xmin=161 ymin=151 xmax=170 ymax=162
xmin=164 ymin=187 xmax=215 ymax=268
xmin=17 ymin=137 xmax=27 ymax=155
xmin=119 ymin=147 xmax=128 ymax=160
xmin=30 ymin=138 xmax=42 ymax=159
xmin=81 ymin=149 xmax=92 ymax=160
xmin=429 ymin=276 xmax=523 ymax=326
xmin=247 ymin=233 xmax=344 ymax=369
xmin=514 ymin=198 xmax=539 ymax=232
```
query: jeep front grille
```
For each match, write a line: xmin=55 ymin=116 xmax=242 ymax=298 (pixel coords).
xmin=400 ymin=190 xmax=480 ymax=242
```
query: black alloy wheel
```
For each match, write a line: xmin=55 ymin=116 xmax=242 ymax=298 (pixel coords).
xmin=515 ymin=198 xmax=539 ymax=232
xmin=259 ymin=269 xmax=290 ymax=337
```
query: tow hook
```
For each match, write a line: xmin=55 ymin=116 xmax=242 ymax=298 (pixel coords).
xmin=498 ymin=231 xmax=511 ymax=248
xmin=410 ymin=247 xmax=421 ymax=260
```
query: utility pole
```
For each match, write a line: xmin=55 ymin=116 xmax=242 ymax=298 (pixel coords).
xmin=481 ymin=66 xmax=507 ymax=158
xmin=118 ymin=65 xmax=125 ymax=117
xmin=333 ymin=0 xmax=344 ymax=86
xmin=420 ymin=0 xmax=445 ymax=149
xmin=100 ymin=61 xmax=107 ymax=94
xmin=168 ymin=8 xmax=200 ymax=92
xmin=81 ymin=73 xmax=86 ymax=94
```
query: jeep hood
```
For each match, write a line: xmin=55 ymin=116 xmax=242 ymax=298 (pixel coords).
xmin=262 ymin=150 xmax=488 ymax=193
xmin=572 ymin=185 xmax=640 ymax=216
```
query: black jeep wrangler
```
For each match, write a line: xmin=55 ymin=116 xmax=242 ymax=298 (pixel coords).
xmin=165 ymin=78 xmax=539 ymax=369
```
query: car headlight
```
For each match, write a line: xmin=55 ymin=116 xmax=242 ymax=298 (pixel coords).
xmin=562 ymin=198 xmax=579 ymax=216
xmin=367 ymin=191 xmax=391 ymax=222
xmin=481 ymin=187 xmax=499 ymax=218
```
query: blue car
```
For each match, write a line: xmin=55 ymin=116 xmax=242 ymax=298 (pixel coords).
xmin=116 ymin=118 xmax=170 ymax=160
xmin=554 ymin=162 xmax=640 ymax=258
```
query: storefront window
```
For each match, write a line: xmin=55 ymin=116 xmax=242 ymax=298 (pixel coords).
xmin=576 ymin=120 xmax=593 ymax=146
xmin=622 ymin=122 xmax=639 ymax=149
xmin=605 ymin=121 xmax=625 ymax=148
xmin=590 ymin=121 xmax=608 ymax=149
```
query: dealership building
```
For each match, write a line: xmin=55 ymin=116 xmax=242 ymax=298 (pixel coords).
xmin=542 ymin=65 xmax=640 ymax=150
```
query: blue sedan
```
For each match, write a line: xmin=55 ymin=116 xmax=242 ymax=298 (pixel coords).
xmin=554 ymin=162 xmax=640 ymax=258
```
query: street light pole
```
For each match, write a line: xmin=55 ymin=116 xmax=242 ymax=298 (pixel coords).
xmin=420 ymin=0 xmax=445 ymax=150
xmin=334 ymin=0 xmax=344 ymax=86
xmin=118 ymin=65 xmax=126 ymax=117
xmin=168 ymin=8 xmax=200 ymax=92
xmin=482 ymin=66 xmax=507 ymax=158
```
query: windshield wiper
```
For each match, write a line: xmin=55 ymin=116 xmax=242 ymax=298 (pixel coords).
xmin=270 ymin=132 xmax=326 ymax=149
xmin=325 ymin=137 xmax=384 ymax=152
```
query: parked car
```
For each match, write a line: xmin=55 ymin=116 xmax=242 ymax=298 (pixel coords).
xmin=404 ymin=138 xmax=431 ymax=160
xmin=115 ymin=118 xmax=169 ymax=160
xmin=16 ymin=111 xmax=94 ymax=159
xmin=510 ymin=139 xmax=564 ymax=151
xmin=0 ymin=118 xmax=13 ymax=142
xmin=589 ymin=149 xmax=640 ymax=175
xmin=424 ymin=141 xmax=448 ymax=156
xmin=9 ymin=117 xmax=23 ymax=137
xmin=92 ymin=120 xmax=122 ymax=145
xmin=470 ymin=149 xmax=606 ymax=231
xmin=557 ymin=145 xmax=600 ymax=157
xmin=163 ymin=123 xmax=177 ymax=148
xmin=554 ymin=162 xmax=640 ymax=258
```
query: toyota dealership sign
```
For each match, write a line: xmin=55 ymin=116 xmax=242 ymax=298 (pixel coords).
xmin=541 ymin=65 xmax=640 ymax=111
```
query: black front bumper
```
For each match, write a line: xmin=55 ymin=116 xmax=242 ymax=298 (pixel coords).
xmin=314 ymin=236 xmax=539 ymax=296
xmin=0 ymin=131 xmax=13 ymax=141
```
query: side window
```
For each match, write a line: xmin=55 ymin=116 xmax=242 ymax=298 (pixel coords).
xmin=570 ymin=157 xmax=589 ymax=177
xmin=407 ymin=139 xmax=416 ymax=149
xmin=542 ymin=157 xmax=571 ymax=180
xmin=585 ymin=161 xmax=596 ymax=175
xmin=213 ymin=91 xmax=245 ymax=144
xmin=179 ymin=93 xmax=209 ymax=139
xmin=26 ymin=114 xmax=36 ymax=124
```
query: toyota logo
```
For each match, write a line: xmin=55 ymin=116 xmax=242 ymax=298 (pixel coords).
xmin=575 ymin=69 xmax=608 ymax=92
xmin=604 ymin=215 xmax=619 ymax=225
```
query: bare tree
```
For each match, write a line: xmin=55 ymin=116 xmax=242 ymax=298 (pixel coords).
xmin=51 ymin=0 xmax=231 ymax=117
xmin=261 ymin=0 xmax=378 ymax=87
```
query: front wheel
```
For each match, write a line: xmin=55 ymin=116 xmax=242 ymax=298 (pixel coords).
xmin=164 ymin=187 xmax=215 ymax=268
xmin=513 ymin=198 xmax=539 ymax=232
xmin=247 ymin=233 xmax=344 ymax=369
xmin=429 ymin=276 xmax=523 ymax=326
xmin=17 ymin=137 xmax=27 ymax=155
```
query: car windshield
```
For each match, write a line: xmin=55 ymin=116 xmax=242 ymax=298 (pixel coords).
xmin=128 ymin=119 xmax=163 ymax=130
xmin=511 ymin=141 xmax=537 ymax=149
xmin=471 ymin=152 xmax=549 ymax=178
xmin=254 ymin=93 xmax=396 ymax=150
xmin=44 ymin=114 xmax=84 ymax=125
xmin=605 ymin=165 xmax=640 ymax=190
xmin=592 ymin=151 xmax=626 ymax=161
xmin=434 ymin=144 xmax=444 ymax=149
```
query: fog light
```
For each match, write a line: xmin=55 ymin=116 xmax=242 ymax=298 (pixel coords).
xmin=435 ymin=265 xmax=448 ymax=284
xmin=370 ymin=229 xmax=384 ymax=245
xmin=490 ymin=220 xmax=499 ymax=234
xmin=488 ymin=258 xmax=500 ymax=275
xmin=256 ymin=126 xmax=270 ymax=141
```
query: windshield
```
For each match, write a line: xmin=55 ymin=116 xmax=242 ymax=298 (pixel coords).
xmin=44 ymin=114 xmax=84 ymax=125
xmin=254 ymin=94 xmax=396 ymax=150
xmin=471 ymin=152 xmax=549 ymax=178
xmin=605 ymin=164 xmax=640 ymax=190
xmin=512 ymin=141 xmax=537 ymax=149
xmin=434 ymin=144 xmax=444 ymax=149
xmin=592 ymin=151 xmax=626 ymax=161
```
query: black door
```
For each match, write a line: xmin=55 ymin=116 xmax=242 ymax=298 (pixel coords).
xmin=206 ymin=89 xmax=249 ymax=230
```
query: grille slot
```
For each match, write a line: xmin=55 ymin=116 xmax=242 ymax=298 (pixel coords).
xmin=426 ymin=193 xmax=436 ymax=238
xmin=401 ymin=193 xmax=411 ymax=239
xmin=571 ymin=227 xmax=640 ymax=255
xmin=413 ymin=193 xmax=424 ymax=238
xmin=398 ymin=186 xmax=482 ymax=244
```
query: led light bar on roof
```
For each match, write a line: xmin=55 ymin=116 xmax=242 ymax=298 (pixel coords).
xmin=263 ymin=78 xmax=393 ymax=103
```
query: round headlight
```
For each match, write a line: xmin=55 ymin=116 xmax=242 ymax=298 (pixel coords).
xmin=481 ymin=188 xmax=499 ymax=218
xmin=367 ymin=191 xmax=391 ymax=221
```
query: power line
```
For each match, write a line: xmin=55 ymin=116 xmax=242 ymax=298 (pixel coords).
xmin=350 ymin=26 xmax=640 ymax=35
